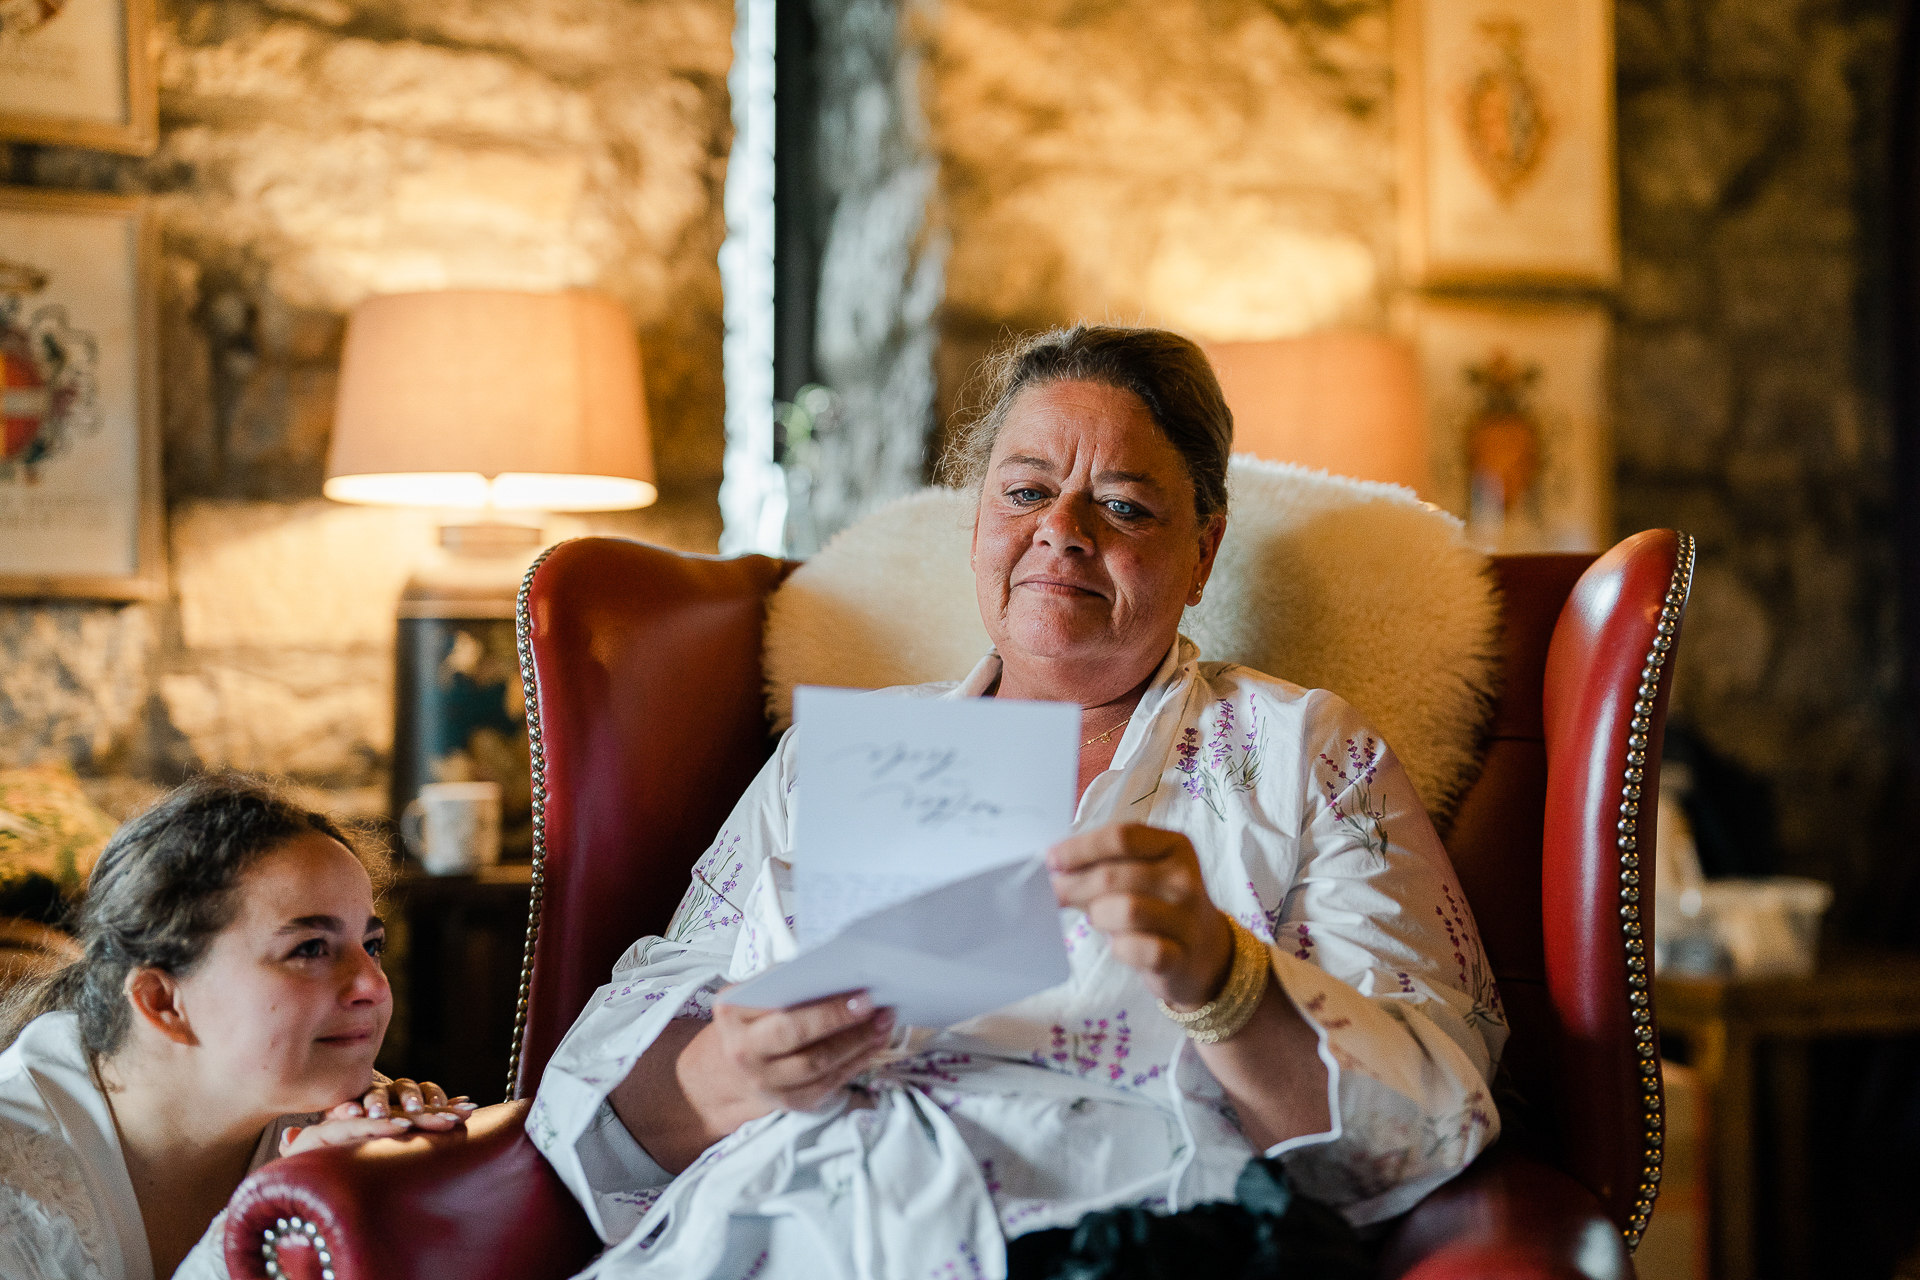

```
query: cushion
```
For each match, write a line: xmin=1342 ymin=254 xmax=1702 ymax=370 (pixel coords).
xmin=763 ymin=456 xmax=1502 ymax=827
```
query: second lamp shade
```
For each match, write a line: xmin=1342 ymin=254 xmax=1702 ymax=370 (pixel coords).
xmin=326 ymin=289 xmax=657 ymax=511
xmin=1205 ymin=331 xmax=1429 ymax=495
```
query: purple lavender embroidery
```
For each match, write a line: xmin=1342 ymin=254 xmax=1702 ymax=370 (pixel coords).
xmin=1316 ymin=736 xmax=1389 ymax=858
xmin=1178 ymin=700 xmax=1264 ymax=820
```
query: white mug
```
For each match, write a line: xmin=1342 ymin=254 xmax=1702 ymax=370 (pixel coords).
xmin=401 ymin=781 xmax=502 ymax=875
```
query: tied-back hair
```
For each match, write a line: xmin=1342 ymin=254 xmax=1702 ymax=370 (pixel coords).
xmin=939 ymin=324 xmax=1235 ymax=520
xmin=0 ymin=774 xmax=389 ymax=1055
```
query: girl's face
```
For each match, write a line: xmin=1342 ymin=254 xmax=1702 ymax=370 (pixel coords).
xmin=172 ymin=830 xmax=391 ymax=1117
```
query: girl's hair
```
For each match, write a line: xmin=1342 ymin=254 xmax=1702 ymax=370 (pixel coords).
xmin=939 ymin=324 xmax=1235 ymax=520
xmin=0 ymin=775 xmax=388 ymax=1055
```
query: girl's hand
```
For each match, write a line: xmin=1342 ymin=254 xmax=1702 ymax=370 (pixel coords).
xmin=278 ymin=1079 xmax=476 ymax=1157
xmin=1047 ymin=822 xmax=1235 ymax=1009
xmin=356 ymin=1077 xmax=474 ymax=1129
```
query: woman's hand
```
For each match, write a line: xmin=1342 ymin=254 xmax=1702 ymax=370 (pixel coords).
xmin=692 ymin=992 xmax=896 ymax=1117
xmin=277 ymin=1079 xmax=476 ymax=1157
xmin=608 ymin=993 xmax=894 ymax=1176
xmin=1048 ymin=822 xmax=1235 ymax=1009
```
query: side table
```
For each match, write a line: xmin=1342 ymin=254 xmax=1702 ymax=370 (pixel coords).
xmin=1656 ymin=954 xmax=1920 ymax=1280
xmin=383 ymin=863 xmax=534 ymax=1104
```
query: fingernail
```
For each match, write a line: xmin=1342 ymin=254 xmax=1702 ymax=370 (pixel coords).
xmin=450 ymin=1096 xmax=471 ymax=1104
xmin=846 ymin=992 xmax=872 ymax=1015
xmin=874 ymin=1008 xmax=896 ymax=1033
xmin=344 ymin=1103 xmax=363 ymax=1117
xmin=389 ymin=1117 xmax=413 ymax=1128
xmin=453 ymin=1101 xmax=478 ymax=1111
xmin=404 ymin=1098 xmax=422 ymax=1112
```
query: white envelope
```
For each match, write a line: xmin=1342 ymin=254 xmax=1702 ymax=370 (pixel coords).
xmin=718 ymin=856 xmax=1069 ymax=1029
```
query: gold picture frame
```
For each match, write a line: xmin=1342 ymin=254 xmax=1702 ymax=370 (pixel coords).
xmin=0 ymin=187 xmax=166 ymax=599
xmin=1402 ymin=295 xmax=1613 ymax=553
xmin=1395 ymin=0 xmax=1620 ymax=288
xmin=0 ymin=0 xmax=157 ymax=155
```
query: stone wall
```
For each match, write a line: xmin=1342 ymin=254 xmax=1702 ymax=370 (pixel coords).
xmin=925 ymin=0 xmax=1396 ymax=433
xmin=3 ymin=0 xmax=1908 ymax=939
xmin=1611 ymin=0 xmax=1901 ymax=931
xmin=0 ymin=0 xmax=735 ymax=805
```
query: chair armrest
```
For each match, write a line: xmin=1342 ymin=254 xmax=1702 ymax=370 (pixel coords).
xmin=223 ymin=1100 xmax=600 ymax=1280
xmin=1377 ymin=1146 xmax=1634 ymax=1280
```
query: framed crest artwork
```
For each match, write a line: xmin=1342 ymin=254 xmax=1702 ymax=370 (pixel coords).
xmin=1394 ymin=0 xmax=1619 ymax=287
xmin=0 ymin=0 xmax=156 ymax=154
xmin=1403 ymin=297 xmax=1611 ymax=553
xmin=0 ymin=187 xmax=166 ymax=599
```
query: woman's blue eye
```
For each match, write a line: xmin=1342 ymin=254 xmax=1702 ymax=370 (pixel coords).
xmin=290 ymin=938 xmax=328 ymax=960
xmin=1007 ymin=487 xmax=1045 ymax=504
xmin=364 ymin=936 xmax=386 ymax=959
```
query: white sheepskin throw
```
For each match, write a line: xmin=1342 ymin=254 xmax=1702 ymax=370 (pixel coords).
xmin=763 ymin=456 xmax=1502 ymax=827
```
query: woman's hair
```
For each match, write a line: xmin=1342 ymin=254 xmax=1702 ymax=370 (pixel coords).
xmin=939 ymin=324 xmax=1234 ymax=519
xmin=0 ymin=775 xmax=388 ymax=1055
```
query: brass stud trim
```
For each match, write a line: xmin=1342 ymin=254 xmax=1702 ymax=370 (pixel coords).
xmin=506 ymin=543 xmax=562 ymax=1102
xmin=260 ymin=1215 xmax=336 ymax=1280
xmin=1612 ymin=532 xmax=1695 ymax=1250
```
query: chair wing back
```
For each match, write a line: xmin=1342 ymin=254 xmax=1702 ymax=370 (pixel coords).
xmin=1541 ymin=529 xmax=1696 ymax=1247
xmin=1441 ymin=553 xmax=1594 ymax=1167
xmin=509 ymin=538 xmax=795 ymax=1100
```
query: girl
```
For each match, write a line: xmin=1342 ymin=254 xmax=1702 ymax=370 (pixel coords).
xmin=0 ymin=776 xmax=471 ymax=1279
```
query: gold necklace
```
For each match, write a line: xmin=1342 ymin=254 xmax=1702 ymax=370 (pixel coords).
xmin=1081 ymin=710 xmax=1133 ymax=748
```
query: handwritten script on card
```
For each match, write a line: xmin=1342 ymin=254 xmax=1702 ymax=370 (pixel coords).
xmin=830 ymin=740 xmax=1042 ymax=835
xmin=716 ymin=686 xmax=1078 ymax=1026
xmin=792 ymin=686 xmax=1079 ymax=946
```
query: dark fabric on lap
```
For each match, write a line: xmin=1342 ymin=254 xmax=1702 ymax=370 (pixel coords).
xmin=1005 ymin=1158 xmax=1374 ymax=1280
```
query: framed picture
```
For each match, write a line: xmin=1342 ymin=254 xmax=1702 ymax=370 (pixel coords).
xmin=1394 ymin=0 xmax=1619 ymax=288
xmin=0 ymin=0 xmax=156 ymax=154
xmin=0 ymin=187 xmax=165 ymax=599
xmin=1403 ymin=297 xmax=1611 ymax=553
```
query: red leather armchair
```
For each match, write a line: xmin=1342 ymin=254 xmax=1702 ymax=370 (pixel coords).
xmin=226 ymin=530 xmax=1694 ymax=1280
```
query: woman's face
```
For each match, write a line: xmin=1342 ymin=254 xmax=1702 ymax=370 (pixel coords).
xmin=972 ymin=379 xmax=1224 ymax=692
xmin=171 ymin=830 xmax=390 ymax=1116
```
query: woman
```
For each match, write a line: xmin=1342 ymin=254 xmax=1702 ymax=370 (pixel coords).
xmin=528 ymin=325 xmax=1507 ymax=1279
xmin=0 ymin=777 xmax=472 ymax=1280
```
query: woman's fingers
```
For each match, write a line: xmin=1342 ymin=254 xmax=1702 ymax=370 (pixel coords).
xmin=729 ymin=990 xmax=880 ymax=1059
xmin=1085 ymin=892 xmax=1189 ymax=941
xmin=420 ymin=1080 xmax=448 ymax=1109
xmin=757 ymin=1011 xmax=896 ymax=1109
xmin=1048 ymin=824 xmax=1206 ymax=912
xmin=1047 ymin=823 xmax=1189 ymax=874
xmin=712 ymin=990 xmax=895 ymax=1112
xmin=1054 ymin=822 xmax=1236 ymax=1004
xmin=1051 ymin=859 xmax=1202 ymax=912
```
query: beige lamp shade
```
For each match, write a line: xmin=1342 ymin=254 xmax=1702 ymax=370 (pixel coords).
xmin=1205 ymin=331 xmax=1429 ymax=495
xmin=325 ymin=290 xmax=657 ymax=511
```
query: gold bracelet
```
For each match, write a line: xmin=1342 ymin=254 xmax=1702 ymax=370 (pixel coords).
xmin=1157 ymin=917 xmax=1270 ymax=1045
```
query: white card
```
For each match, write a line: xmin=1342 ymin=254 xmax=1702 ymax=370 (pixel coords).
xmin=790 ymin=685 xmax=1079 ymax=946
xmin=716 ymin=685 xmax=1079 ymax=1028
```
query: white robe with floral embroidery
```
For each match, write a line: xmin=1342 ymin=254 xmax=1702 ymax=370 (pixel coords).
xmin=0 ymin=1011 xmax=312 ymax=1280
xmin=529 ymin=638 xmax=1508 ymax=1280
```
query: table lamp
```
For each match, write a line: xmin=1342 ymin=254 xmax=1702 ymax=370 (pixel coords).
xmin=1204 ymin=331 xmax=1429 ymax=495
xmin=326 ymin=289 xmax=657 ymax=853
